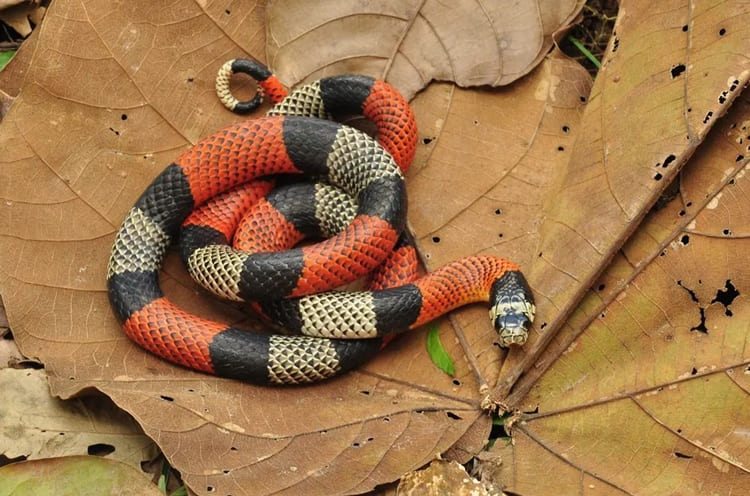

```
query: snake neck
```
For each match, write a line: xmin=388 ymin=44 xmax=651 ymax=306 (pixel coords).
xmin=411 ymin=255 xmax=520 ymax=328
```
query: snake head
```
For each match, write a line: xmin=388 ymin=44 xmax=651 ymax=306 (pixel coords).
xmin=489 ymin=271 xmax=535 ymax=347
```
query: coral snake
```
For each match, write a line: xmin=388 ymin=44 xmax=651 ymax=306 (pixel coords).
xmin=107 ymin=59 xmax=535 ymax=385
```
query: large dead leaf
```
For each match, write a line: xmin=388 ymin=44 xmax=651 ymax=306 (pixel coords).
xmin=406 ymin=51 xmax=591 ymax=397
xmin=265 ymin=0 xmax=585 ymax=99
xmin=491 ymin=0 xmax=750 ymax=404
xmin=0 ymin=369 xmax=158 ymax=470
xmin=494 ymin=80 xmax=750 ymax=496
xmin=0 ymin=2 xmax=590 ymax=495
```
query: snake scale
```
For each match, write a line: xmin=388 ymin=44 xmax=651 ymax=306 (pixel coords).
xmin=106 ymin=59 xmax=535 ymax=385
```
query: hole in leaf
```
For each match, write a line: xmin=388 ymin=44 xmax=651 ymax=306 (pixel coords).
xmin=677 ymin=280 xmax=699 ymax=303
xmin=383 ymin=417 xmax=391 ymax=423
xmin=674 ymin=451 xmax=693 ymax=459
xmin=540 ymin=322 xmax=547 ymax=329
xmin=121 ymin=114 xmax=127 ymax=121
xmin=87 ymin=443 xmax=115 ymax=456
xmin=670 ymin=64 xmax=686 ymax=78
xmin=446 ymin=412 xmax=462 ymax=420
xmin=597 ymin=284 xmax=606 ymax=291
xmin=432 ymin=236 xmax=441 ymax=243
xmin=703 ymin=111 xmax=714 ymax=124
xmin=187 ymin=77 xmax=194 ymax=83
xmin=680 ymin=234 xmax=689 ymax=245
xmin=360 ymin=390 xmax=371 ymax=396
xmin=580 ymin=95 xmax=587 ymax=103
xmin=561 ymin=125 xmax=570 ymax=133
xmin=654 ymin=173 xmax=663 ymax=181
xmin=422 ymin=137 xmax=434 ymax=145
xmin=690 ymin=308 xmax=708 ymax=334
xmin=352 ymin=442 xmax=361 ymax=448
xmin=691 ymin=367 xmax=698 ymax=375
xmin=723 ymin=228 xmax=732 ymax=236
xmin=160 ymin=395 xmax=174 ymax=402
xmin=494 ymin=208 xmax=502 ymax=215
xmin=224 ymin=9 xmax=231 ymax=14
xmin=737 ymin=155 xmax=745 ymax=162
xmin=712 ymin=279 xmax=739 ymax=316
xmin=557 ymin=146 xmax=565 ymax=152
xmin=662 ymin=154 xmax=676 ymax=168
xmin=682 ymin=25 xmax=688 ymax=32
xmin=452 ymin=379 xmax=461 ymax=386
xmin=719 ymin=28 xmax=726 ymax=36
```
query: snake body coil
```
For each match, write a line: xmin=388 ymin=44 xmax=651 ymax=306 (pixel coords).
xmin=107 ymin=60 xmax=535 ymax=385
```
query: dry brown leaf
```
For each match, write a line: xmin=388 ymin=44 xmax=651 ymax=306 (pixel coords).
xmin=494 ymin=86 xmax=750 ymax=496
xmin=266 ymin=0 xmax=585 ymax=99
xmin=0 ymin=337 xmax=23 ymax=364
xmin=0 ymin=0 xmax=28 ymax=11
xmin=0 ymin=28 xmax=37 ymax=99
xmin=0 ymin=1 xmax=592 ymax=495
xmin=0 ymin=2 xmax=44 ymax=37
xmin=0 ymin=368 xmax=158 ymax=469
xmin=491 ymin=0 xmax=750 ymax=404
xmin=0 ymin=88 xmax=13 ymax=121
xmin=0 ymin=455 xmax=162 ymax=495
xmin=406 ymin=51 xmax=591 ymax=401
xmin=396 ymin=460 xmax=500 ymax=495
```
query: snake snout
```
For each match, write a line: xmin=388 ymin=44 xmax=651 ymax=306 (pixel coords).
xmin=493 ymin=312 xmax=531 ymax=347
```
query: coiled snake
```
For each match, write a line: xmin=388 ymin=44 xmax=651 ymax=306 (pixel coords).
xmin=106 ymin=59 xmax=535 ymax=385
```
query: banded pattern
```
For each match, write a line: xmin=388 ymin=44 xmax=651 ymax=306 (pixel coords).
xmin=110 ymin=59 xmax=534 ymax=386
xmin=109 ymin=67 xmax=419 ymax=384
xmin=184 ymin=181 xmax=533 ymax=343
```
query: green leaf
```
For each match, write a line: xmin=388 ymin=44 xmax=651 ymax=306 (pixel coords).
xmin=567 ymin=36 xmax=602 ymax=68
xmin=157 ymin=474 xmax=167 ymax=493
xmin=426 ymin=325 xmax=455 ymax=376
xmin=492 ymin=413 xmax=510 ymax=426
xmin=169 ymin=487 xmax=187 ymax=496
xmin=0 ymin=456 xmax=163 ymax=495
xmin=0 ymin=51 xmax=16 ymax=71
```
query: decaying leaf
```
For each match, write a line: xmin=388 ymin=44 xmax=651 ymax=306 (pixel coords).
xmin=0 ymin=1 xmax=592 ymax=494
xmin=0 ymin=455 xmax=162 ymax=496
xmin=396 ymin=459 xmax=500 ymax=495
xmin=495 ymin=84 xmax=750 ymax=496
xmin=405 ymin=51 xmax=591 ymax=398
xmin=0 ymin=27 xmax=38 ymax=98
xmin=492 ymin=0 xmax=750 ymax=404
xmin=266 ymin=0 xmax=585 ymax=99
xmin=0 ymin=2 xmax=45 ymax=38
xmin=0 ymin=368 xmax=158 ymax=469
